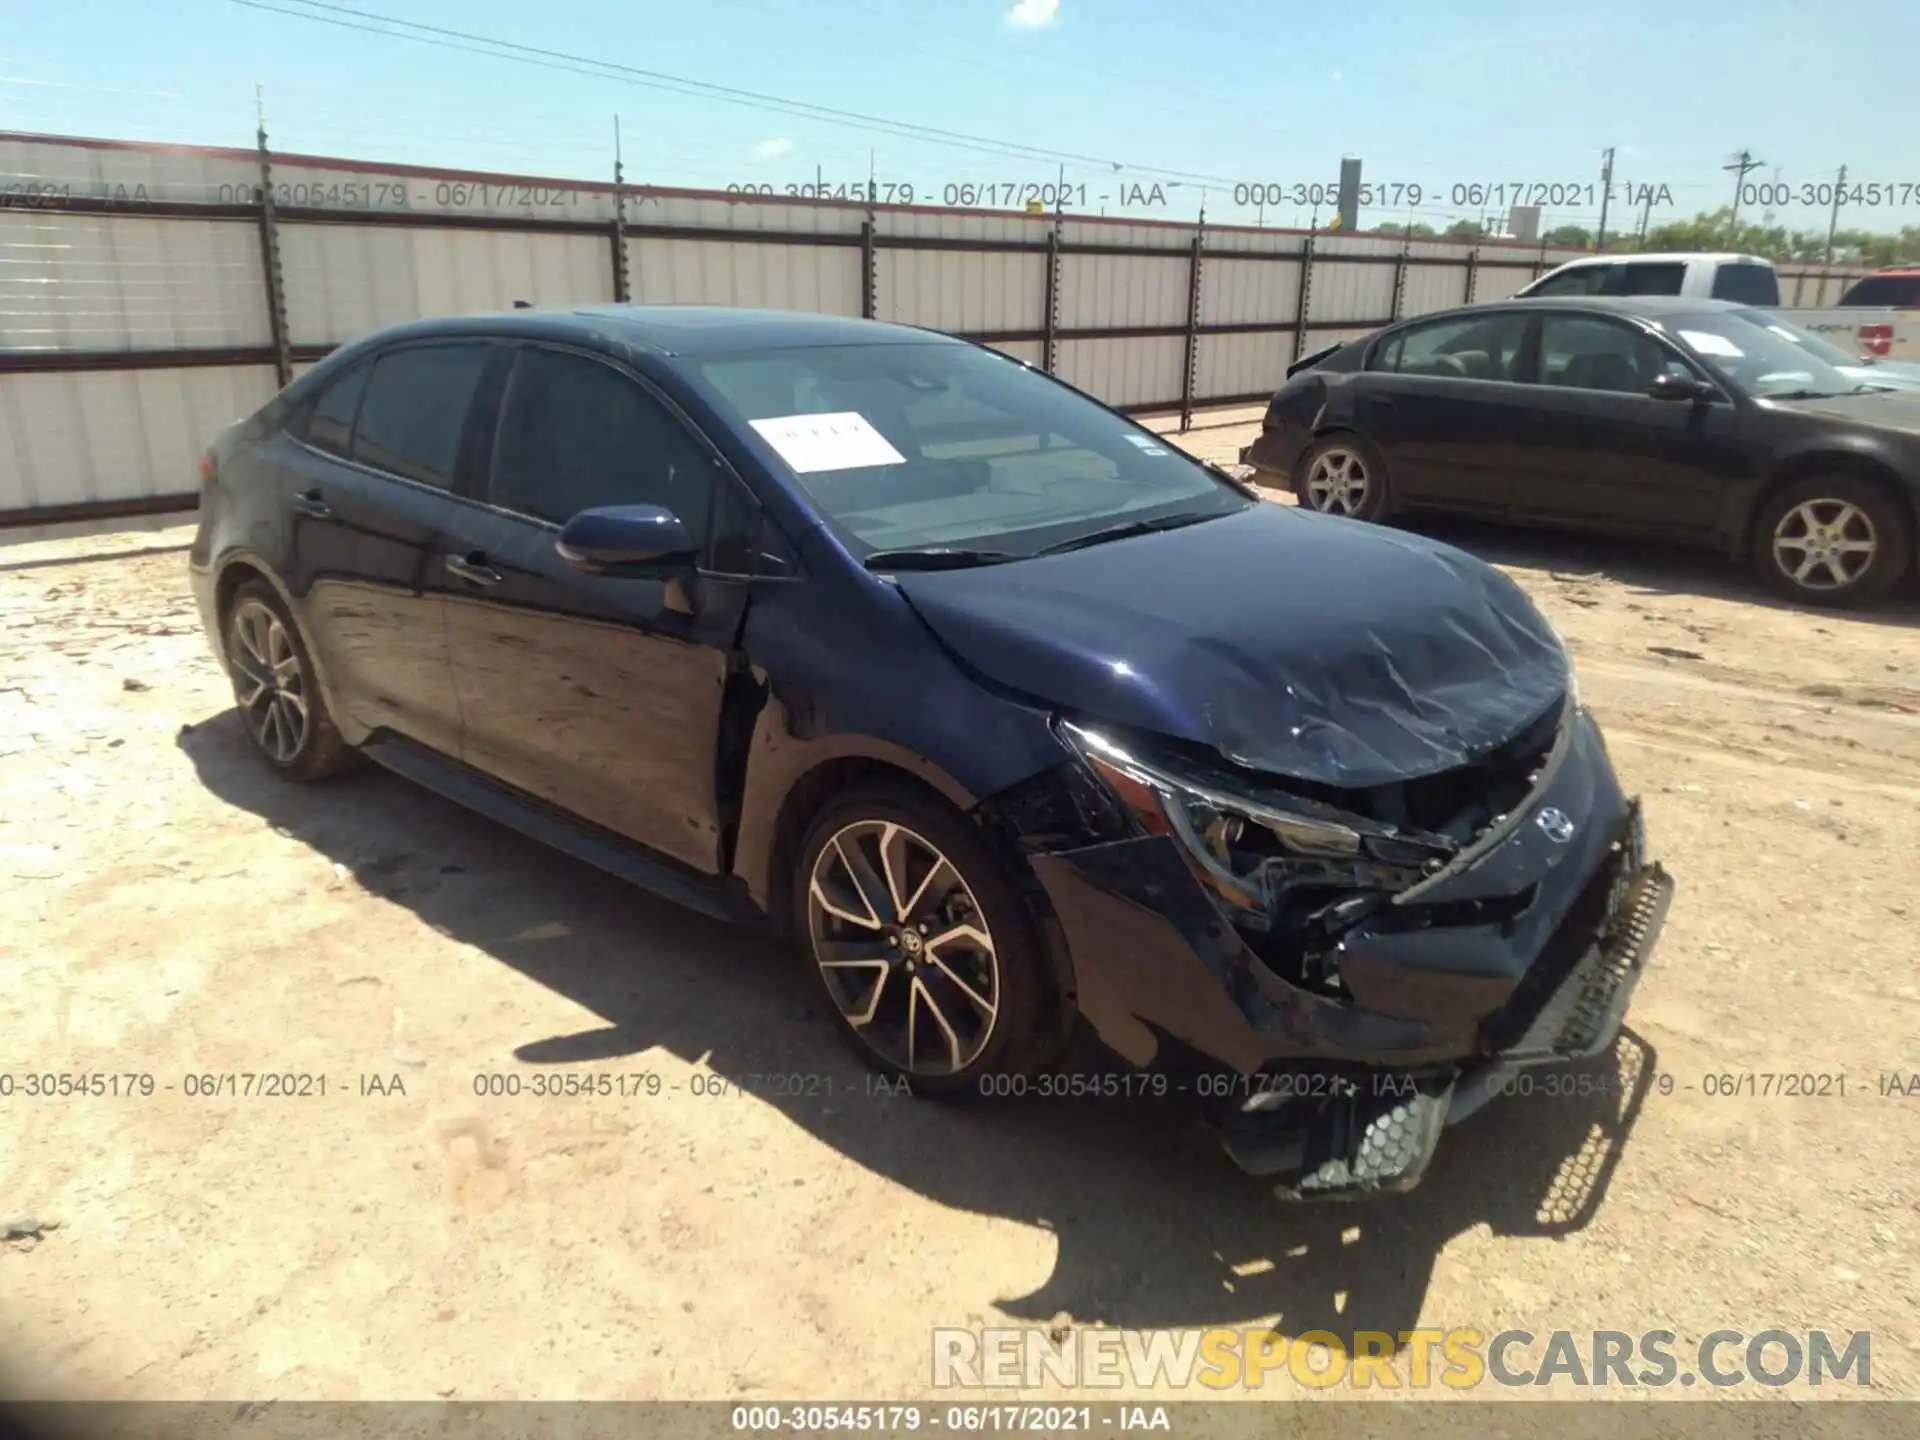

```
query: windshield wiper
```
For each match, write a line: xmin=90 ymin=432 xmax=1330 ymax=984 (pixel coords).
xmin=862 ymin=547 xmax=1020 ymax=571
xmin=1767 ymin=388 xmax=1846 ymax=400
xmin=1036 ymin=510 xmax=1219 ymax=556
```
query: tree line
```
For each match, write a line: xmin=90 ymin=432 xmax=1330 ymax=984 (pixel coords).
xmin=1361 ymin=207 xmax=1919 ymax=267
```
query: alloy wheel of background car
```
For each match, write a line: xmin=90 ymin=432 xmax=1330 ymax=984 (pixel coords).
xmin=1753 ymin=476 xmax=1911 ymax=606
xmin=1770 ymin=500 xmax=1877 ymax=592
xmin=807 ymin=819 xmax=999 ymax=1077
xmin=1298 ymin=436 xmax=1390 ymax=522
xmin=222 ymin=581 xmax=359 ymax=781
xmin=792 ymin=783 xmax=1061 ymax=1094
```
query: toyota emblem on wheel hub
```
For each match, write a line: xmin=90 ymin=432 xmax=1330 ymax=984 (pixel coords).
xmin=1535 ymin=807 xmax=1576 ymax=844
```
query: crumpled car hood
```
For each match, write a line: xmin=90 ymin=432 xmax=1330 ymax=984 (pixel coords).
xmin=893 ymin=502 xmax=1570 ymax=788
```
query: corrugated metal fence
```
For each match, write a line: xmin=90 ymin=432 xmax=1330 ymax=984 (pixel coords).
xmin=0 ymin=130 xmax=1875 ymax=527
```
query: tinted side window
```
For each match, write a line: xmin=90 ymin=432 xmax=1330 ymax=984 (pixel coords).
xmin=1537 ymin=315 xmax=1674 ymax=393
xmin=1709 ymin=263 xmax=1780 ymax=305
xmin=1365 ymin=333 xmax=1403 ymax=372
xmin=1529 ymin=266 xmax=1609 ymax=297
xmin=352 ymin=345 xmax=491 ymax=489
xmin=297 ymin=361 xmax=371 ymax=457
xmin=1837 ymin=275 xmax=1920 ymax=307
xmin=489 ymin=346 xmax=714 ymax=542
xmin=1605 ymin=262 xmax=1687 ymax=296
xmin=1386 ymin=311 xmax=1531 ymax=380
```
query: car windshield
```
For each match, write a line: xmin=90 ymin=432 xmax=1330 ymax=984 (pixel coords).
xmin=1732 ymin=308 xmax=1867 ymax=368
xmin=687 ymin=342 xmax=1248 ymax=559
xmin=1667 ymin=311 xmax=1863 ymax=399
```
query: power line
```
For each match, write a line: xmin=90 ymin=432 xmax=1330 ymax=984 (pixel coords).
xmin=225 ymin=0 xmax=1245 ymax=187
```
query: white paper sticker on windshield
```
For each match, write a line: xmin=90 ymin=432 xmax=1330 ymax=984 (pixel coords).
xmin=749 ymin=411 xmax=906 ymax=473
xmin=1679 ymin=330 xmax=1744 ymax=358
xmin=1124 ymin=433 xmax=1171 ymax=456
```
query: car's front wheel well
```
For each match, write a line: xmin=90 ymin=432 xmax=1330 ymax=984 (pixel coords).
xmin=763 ymin=758 xmax=963 ymax=941
xmin=1739 ymin=455 xmax=1917 ymax=561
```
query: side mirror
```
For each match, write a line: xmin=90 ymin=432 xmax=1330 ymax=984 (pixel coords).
xmin=556 ymin=504 xmax=697 ymax=575
xmin=1647 ymin=372 xmax=1715 ymax=403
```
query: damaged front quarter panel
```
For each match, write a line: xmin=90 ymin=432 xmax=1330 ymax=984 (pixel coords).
xmin=986 ymin=682 xmax=1645 ymax=1087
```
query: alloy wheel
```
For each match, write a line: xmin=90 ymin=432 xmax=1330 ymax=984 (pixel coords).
xmin=807 ymin=820 xmax=1000 ymax=1077
xmin=1304 ymin=447 xmax=1372 ymax=517
xmin=1771 ymin=499 xmax=1878 ymax=592
xmin=230 ymin=599 xmax=310 ymax=764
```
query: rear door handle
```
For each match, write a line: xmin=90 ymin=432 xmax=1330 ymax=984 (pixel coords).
xmin=1363 ymin=393 xmax=1396 ymax=408
xmin=292 ymin=487 xmax=331 ymax=518
xmin=445 ymin=552 xmax=503 ymax=587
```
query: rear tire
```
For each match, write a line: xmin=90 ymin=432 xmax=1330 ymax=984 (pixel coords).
xmin=1296 ymin=434 xmax=1392 ymax=522
xmin=1752 ymin=475 xmax=1912 ymax=606
xmin=223 ymin=580 xmax=359 ymax=781
xmin=791 ymin=781 xmax=1063 ymax=1097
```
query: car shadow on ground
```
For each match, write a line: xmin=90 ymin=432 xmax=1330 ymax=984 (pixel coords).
xmin=1398 ymin=513 xmax=1920 ymax=629
xmin=181 ymin=712 xmax=1656 ymax=1348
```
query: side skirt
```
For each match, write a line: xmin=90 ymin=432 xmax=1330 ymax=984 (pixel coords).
xmin=362 ymin=734 xmax=736 ymax=924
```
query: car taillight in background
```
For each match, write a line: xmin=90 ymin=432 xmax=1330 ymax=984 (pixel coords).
xmin=1859 ymin=324 xmax=1894 ymax=358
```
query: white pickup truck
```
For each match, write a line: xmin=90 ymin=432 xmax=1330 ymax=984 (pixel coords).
xmin=1515 ymin=253 xmax=1920 ymax=362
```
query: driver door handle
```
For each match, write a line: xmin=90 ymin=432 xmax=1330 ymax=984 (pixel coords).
xmin=445 ymin=552 xmax=503 ymax=587
xmin=292 ymin=487 xmax=331 ymax=518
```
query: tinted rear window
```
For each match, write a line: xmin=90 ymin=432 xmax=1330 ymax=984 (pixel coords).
xmin=1709 ymin=263 xmax=1780 ymax=306
xmin=1838 ymin=275 xmax=1920 ymax=307
xmin=1608 ymin=262 xmax=1686 ymax=296
xmin=351 ymin=345 xmax=491 ymax=489
xmin=1528 ymin=265 xmax=1609 ymax=297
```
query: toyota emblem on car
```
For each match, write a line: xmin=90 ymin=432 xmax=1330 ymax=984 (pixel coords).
xmin=1536 ymin=807 xmax=1576 ymax=844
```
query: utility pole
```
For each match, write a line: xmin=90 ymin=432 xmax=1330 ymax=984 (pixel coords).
xmin=868 ymin=148 xmax=876 ymax=206
xmin=1724 ymin=148 xmax=1762 ymax=233
xmin=1636 ymin=186 xmax=1654 ymax=250
xmin=1824 ymin=163 xmax=1848 ymax=266
xmin=1595 ymin=146 xmax=1615 ymax=252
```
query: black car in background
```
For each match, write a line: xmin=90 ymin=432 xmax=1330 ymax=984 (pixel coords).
xmin=1241 ymin=297 xmax=1920 ymax=605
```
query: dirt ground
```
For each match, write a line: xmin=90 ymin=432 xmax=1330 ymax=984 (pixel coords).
xmin=2 ymin=408 xmax=1918 ymax=1407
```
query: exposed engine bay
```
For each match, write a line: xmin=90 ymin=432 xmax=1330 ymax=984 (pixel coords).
xmin=1056 ymin=694 xmax=1564 ymax=999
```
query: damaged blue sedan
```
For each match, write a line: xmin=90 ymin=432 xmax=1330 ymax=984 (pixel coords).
xmin=188 ymin=306 xmax=1673 ymax=1198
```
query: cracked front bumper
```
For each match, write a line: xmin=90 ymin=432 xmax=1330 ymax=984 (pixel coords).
xmin=1027 ymin=707 xmax=1671 ymax=1084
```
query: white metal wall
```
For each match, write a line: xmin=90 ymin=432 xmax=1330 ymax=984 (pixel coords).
xmin=282 ymin=224 xmax=614 ymax=346
xmin=876 ymin=249 xmax=1045 ymax=333
xmin=0 ymin=212 xmax=270 ymax=351
xmin=0 ymin=365 xmax=276 ymax=512
xmin=625 ymin=237 xmax=861 ymax=315
xmin=0 ymin=132 xmax=1889 ymax=521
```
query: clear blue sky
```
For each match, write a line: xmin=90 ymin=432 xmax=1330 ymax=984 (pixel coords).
xmin=3 ymin=0 xmax=1916 ymax=234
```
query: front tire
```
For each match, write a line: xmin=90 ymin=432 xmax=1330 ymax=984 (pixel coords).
xmin=1296 ymin=434 xmax=1391 ymax=521
xmin=1752 ymin=475 xmax=1912 ymax=606
xmin=791 ymin=782 xmax=1061 ymax=1096
xmin=223 ymin=581 xmax=358 ymax=781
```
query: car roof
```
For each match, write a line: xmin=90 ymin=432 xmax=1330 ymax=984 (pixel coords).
xmin=1396 ymin=295 xmax=1751 ymax=326
xmin=344 ymin=305 xmax=963 ymax=359
xmin=1539 ymin=251 xmax=1770 ymax=268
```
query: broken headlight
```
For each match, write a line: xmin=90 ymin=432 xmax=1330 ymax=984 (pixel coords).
xmin=1059 ymin=720 xmax=1461 ymax=988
